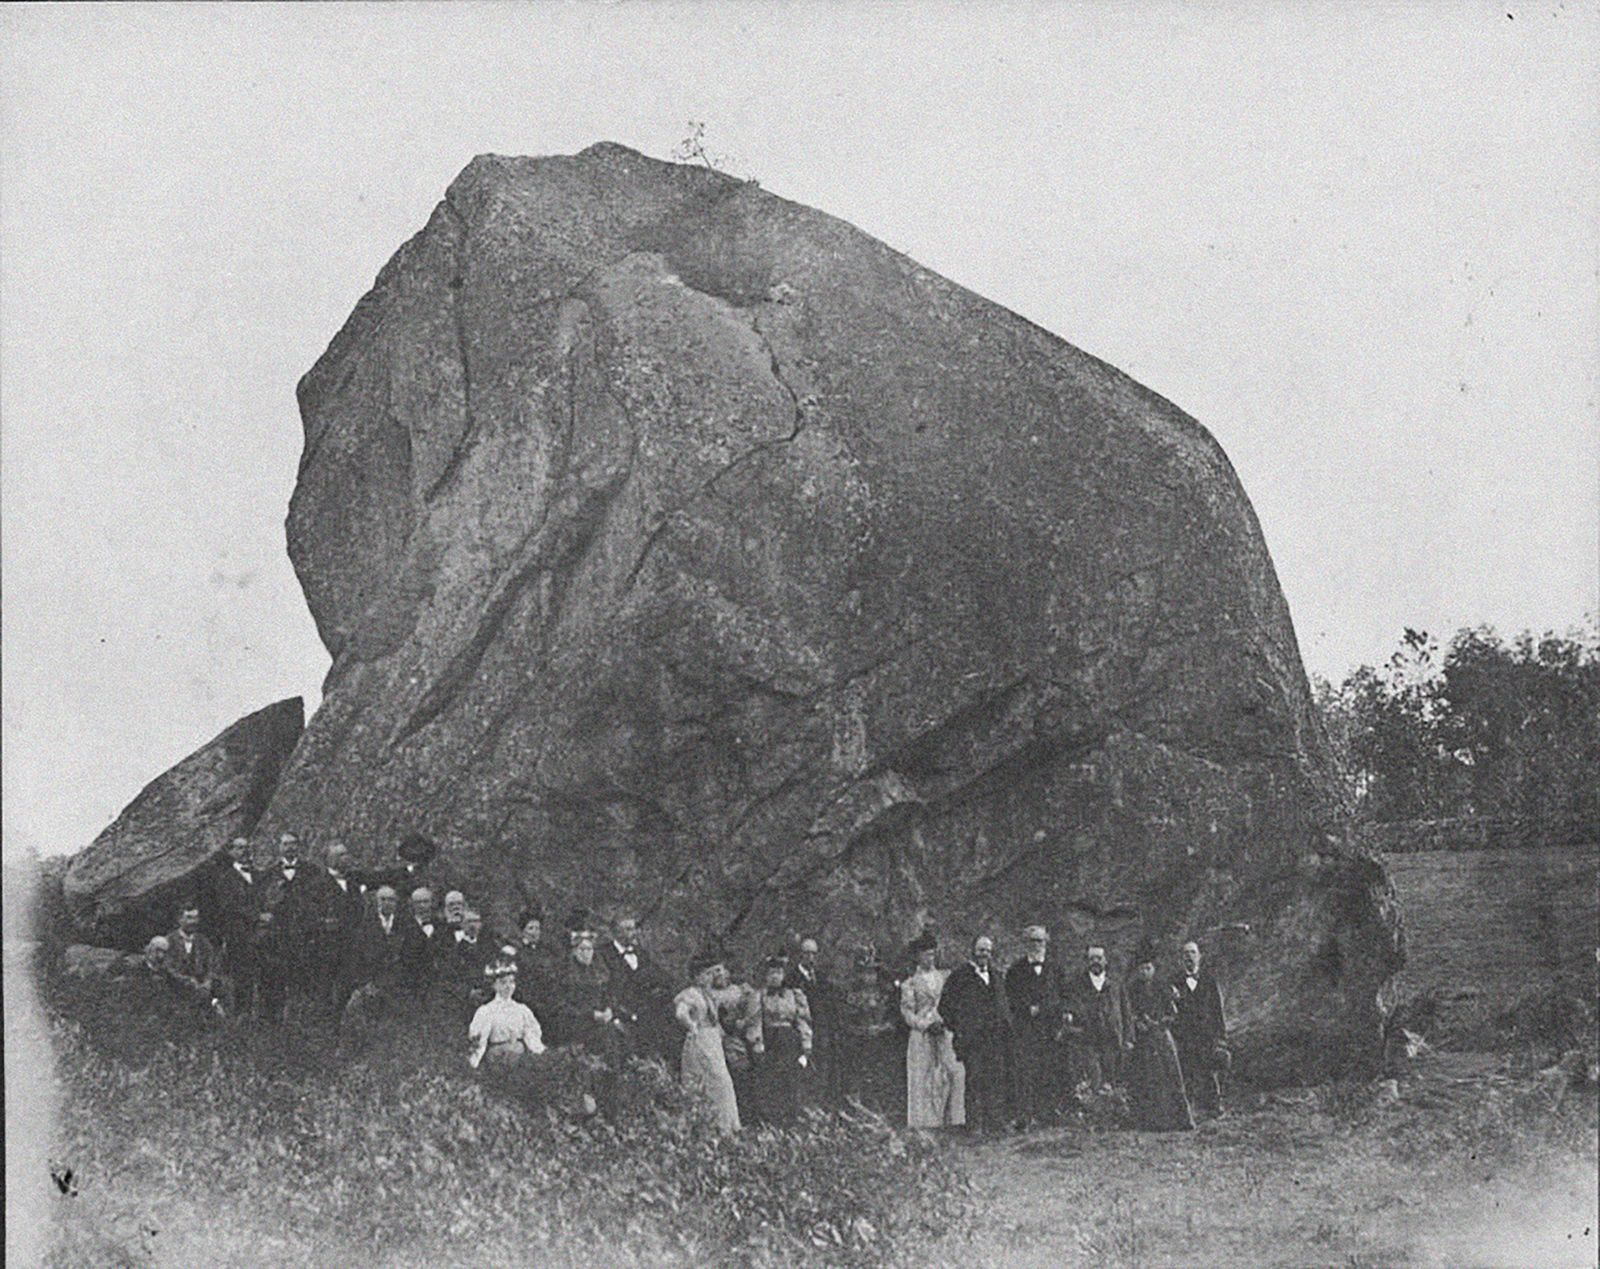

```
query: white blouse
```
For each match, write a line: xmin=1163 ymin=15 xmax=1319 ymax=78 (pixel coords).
xmin=467 ymin=996 xmax=545 ymax=1067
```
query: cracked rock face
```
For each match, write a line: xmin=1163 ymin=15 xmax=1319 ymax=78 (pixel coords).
xmin=260 ymin=143 xmax=1394 ymax=1076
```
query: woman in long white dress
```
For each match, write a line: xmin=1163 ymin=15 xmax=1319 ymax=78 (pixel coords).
xmin=900 ymin=931 xmax=965 ymax=1129
xmin=467 ymin=960 xmax=546 ymax=1068
xmin=675 ymin=952 xmax=742 ymax=1134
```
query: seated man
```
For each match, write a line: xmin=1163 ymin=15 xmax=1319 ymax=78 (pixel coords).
xmin=165 ymin=902 xmax=231 ymax=1017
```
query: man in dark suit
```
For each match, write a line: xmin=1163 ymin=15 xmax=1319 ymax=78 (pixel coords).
xmin=401 ymin=885 xmax=447 ymax=1003
xmin=1005 ymin=924 xmax=1069 ymax=1126
xmin=1064 ymin=944 xmax=1130 ymax=1092
xmin=600 ymin=912 xmax=672 ymax=1061
xmin=321 ymin=842 xmax=371 ymax=1016
xmin=205 ymin=836 xmax=262 ymax=1016
xmin=447 ymin=907 xmax=495 ymax=1014
xmin=1170 ymin=939 xmax=1228 ymax=1117
xmin=785 ymin=936 xmax=835 ymax=1106
xmin=343 ymin=886 xmax=417 ymax=1023
xmin=256 ymin=831 xmax=336 ymax=1022
xmin=165 ymin=900 xmax=230 ymax=1016
xmin=941 ymin=934 xmax=1015 ymax=1133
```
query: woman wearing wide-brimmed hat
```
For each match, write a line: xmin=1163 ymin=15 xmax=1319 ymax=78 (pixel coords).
xmin=467 ymin=959 xmax=546 ymax=1069
xmin=1123 ymin=935 xmax=1195 ymax=1131
xmin=900 ymin=930 xmax=965 ymax=1129
xmin=675 ymin=950 xmax=741 ymax=1134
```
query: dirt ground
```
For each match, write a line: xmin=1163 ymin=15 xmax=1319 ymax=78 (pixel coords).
xmin=932 ymin=1053 xmax=1598 ymax=1269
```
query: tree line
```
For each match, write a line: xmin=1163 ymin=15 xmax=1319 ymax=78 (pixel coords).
xmin=1313 ymin=619 xmax=1600 ymax=841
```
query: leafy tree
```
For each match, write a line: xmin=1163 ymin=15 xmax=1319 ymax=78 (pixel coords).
xmin=1316 ymin=619 xmax=1599 ymax=837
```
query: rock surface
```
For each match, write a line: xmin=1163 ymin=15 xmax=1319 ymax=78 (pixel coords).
xmin=61 ymin=944 xmax=139 ymax=979
xmin=91 ymin=144 xmax=1399 ymax=1076
xmin=64 ymin=698 xmax=303 ymax=937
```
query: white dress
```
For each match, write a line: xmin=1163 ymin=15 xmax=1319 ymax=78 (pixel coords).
xmin=901 ymin=967 xmax=965 ymax=1128
xmin=468 ymin=996 xmax=546 ymax=1067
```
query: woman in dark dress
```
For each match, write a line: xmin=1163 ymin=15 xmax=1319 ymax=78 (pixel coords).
xmin=1123 ymin=939 xmax=1195 ymax=1132
xmin=554 ymin=914 xmax=626 ymax=1064
xmin=747 ymin=954 xmax=813 ymax=1125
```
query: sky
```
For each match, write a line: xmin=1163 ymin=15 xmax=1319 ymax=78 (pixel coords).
xmin=2 ymin=1 xmax=1596 ymax=862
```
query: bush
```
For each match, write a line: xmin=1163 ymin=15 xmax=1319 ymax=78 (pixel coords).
xmin=39 ymin=969 xmax=972 ymax=1267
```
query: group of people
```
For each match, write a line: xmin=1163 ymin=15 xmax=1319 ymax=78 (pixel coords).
xmin=136 ymin=830 xmax=1229 ymax=1136
xmin=897 ymin=928 xmax=1228 ymax=1135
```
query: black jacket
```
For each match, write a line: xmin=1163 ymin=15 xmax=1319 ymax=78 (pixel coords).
xmin=1064 ymin=969 xmax=1131 ymax=1049
xmin=940 ymin=961 xmax=1012 ymax=1056
xmin=1004 ymin=956 xmax=1068 ymax=1037
xmin=1170 ymin=968 xmax=1226 ymax=1050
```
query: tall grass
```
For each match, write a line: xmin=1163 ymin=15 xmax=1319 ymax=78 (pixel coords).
xmin=39 ymin=969 xmax=972 ymax=1268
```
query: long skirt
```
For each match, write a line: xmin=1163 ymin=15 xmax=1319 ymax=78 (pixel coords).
xmin=1129 ymin=1027 xmax=1195 ymax=1131
xmin=753 ymin=1024 xmax=804 ymax=1124
xmin=906 ymin=1029 xmax=964 ymax=1128
xmin=682 ymin=1026 xmax=741 ymax=1134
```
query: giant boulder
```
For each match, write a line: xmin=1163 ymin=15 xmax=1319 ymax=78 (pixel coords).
xmin=262 ymin=143 xmax=1396 ymax=1077
xmin=65 ymin=697 xmax=303 ymax=940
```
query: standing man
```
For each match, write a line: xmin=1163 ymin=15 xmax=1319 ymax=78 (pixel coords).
xmin=257 ymin=831 xmax=333 ymax=1022
xmin=786 ymin=936 xmax=835 ymax=1107
xmin=344 ymin=885 xmax=414 ymax=1023
xmin=601 ymin=913 xmax=671 ymax=1061
xmin=449 ymin=908 xmax=494 ymax=1014
xmin=206 ymin=836 xmax=262 ymax=1016
xmin=403 ymin=887 xmax=446 ymax=1003
xmin=1170 ymin=939 xmax=1228 ymax=1118
xmin=940 ymin=934 xmax=1014 ymax=1134
xmin=1065 ymin=944 xmax=1130 ymax=1093
xmin=1005 ymin=925 xmax=1068 ymax=1126
xmin=321 ymin=842 xmax=370 ymax=1016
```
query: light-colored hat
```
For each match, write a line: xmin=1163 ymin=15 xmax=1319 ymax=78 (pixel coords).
xmin=1087 ymin=945 xmax=1107 ymax=958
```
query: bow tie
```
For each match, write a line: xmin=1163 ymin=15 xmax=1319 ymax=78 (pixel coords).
xmin=620 ymin=946 xmax=636 ymax=956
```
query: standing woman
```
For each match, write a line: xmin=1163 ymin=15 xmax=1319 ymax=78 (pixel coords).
xmin=900 ymin=931 xmax=965 ymax=1130
xmin=675 ymin=951 xmax=741 ymax=1134
xmin=747 ymin=954 xmax=813 ymax=1125
xmin=1123 ymin=937 xmax=1195 ymax=1132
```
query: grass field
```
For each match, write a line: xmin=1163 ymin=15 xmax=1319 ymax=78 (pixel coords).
xmin=938 ymin=1052 xmax=1597 ymax=1268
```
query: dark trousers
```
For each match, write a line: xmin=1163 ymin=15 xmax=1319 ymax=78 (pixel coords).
xmin=257 ymin=962 xmax=289 ymax=1023
xmin=958 ymin=1036 xmax=1012 ymax=1132
xmin=1013 ymin=1028 xmax=1063 ymax=1122
xmin=224 ymin=944 xmax=259 ymax=1017
xmin=1074 ymin=1034 xmax=1123 ymax=1089
xmin=1176 ymin=1039 xmax=1222 ymax=1114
